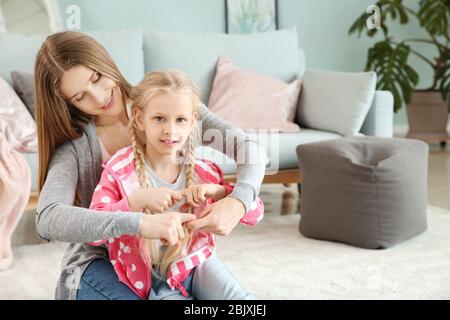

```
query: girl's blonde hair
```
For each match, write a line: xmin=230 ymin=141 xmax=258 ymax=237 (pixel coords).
xmin=35 ymin=31 xmax=133 ymax=202
xmin=130 ymin=70 xmax=201 ymax=276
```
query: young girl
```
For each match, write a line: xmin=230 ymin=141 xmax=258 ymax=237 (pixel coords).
xmin=88 ymin=70 xmax=264 ymax=300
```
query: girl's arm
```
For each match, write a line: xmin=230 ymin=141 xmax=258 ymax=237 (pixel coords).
xmin=36 ymin=142 xmax=143 ymax=243
xmin=87 ymin=168 xmax=134 ymax=246
xmin=89 ymin=169 xmax=131 ymax=213
xmin=199 ymin=103 xmax=268 ymax=213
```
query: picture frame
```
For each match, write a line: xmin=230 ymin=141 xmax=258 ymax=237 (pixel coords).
xmin=225 ymin=0 xmax=278 ymax=34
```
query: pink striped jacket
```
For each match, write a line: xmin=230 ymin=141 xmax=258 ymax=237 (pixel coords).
xmin=88 ymin=146 xmax=264 ymax=299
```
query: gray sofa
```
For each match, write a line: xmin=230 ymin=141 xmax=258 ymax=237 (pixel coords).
xmin=0 ymin=27 xmax=394 ymax=192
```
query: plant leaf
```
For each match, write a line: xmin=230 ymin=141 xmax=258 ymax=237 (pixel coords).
xmin=436 ymin=50 xmax=450 ymax=105
xmin=418 ymin=0 xmax=450 ymax=36
xmin=349 ymin=11 xmax=371 ymax=37
xmin=379 ymin=0 xmax=410 ymax=25
xmin=366 ymin=41 xmax=419 ymax=112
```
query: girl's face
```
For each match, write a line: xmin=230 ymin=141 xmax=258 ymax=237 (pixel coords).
xmin=135 ymin=91 xmax=198 ymax=157
xmin=59 ymin=65 xmax=124 ymax=118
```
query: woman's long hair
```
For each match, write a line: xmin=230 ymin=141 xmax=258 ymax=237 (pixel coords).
xmin=35 ymin=31 xmax=133 ymax=199
xmin=129 ymin=70 xmax=200 ymax=276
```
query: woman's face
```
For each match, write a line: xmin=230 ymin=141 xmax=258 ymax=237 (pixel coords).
xmin=59 ymin=65 xmax=124 ymax=118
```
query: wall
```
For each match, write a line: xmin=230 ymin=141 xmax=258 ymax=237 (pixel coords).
xmin=0 ymin=0 xmax=50 ymax=35
xmin=2 ymin=0 xmax=439 ymax=125
xmin=58 ymin=0 xmax=225 ymax=33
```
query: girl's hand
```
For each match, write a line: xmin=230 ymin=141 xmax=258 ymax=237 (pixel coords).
xmin=182 ymin=184 xmax=227 ymax=207
xmin=185 ymin=197 xmax=246 ymax=236
xmin=128 ymin=188 xmax=183 ymax=213
xmin=139 ymin=212 xmax=196 ymax=246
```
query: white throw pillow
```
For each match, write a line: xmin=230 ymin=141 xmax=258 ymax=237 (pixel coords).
xmin=297 ymin=69 xmax=377 ymax=136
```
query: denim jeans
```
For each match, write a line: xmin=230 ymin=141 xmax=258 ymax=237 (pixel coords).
xmin=76 ymin=259 xmax=141 ymax=300
xmin=76 ymin=253 xmax=254 ymax=300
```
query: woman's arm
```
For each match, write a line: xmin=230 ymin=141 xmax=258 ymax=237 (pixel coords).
xmin=198 ymin=103 xmax=268 ymax=212
xmin=35 ymin=142 xmax=144 ymax=243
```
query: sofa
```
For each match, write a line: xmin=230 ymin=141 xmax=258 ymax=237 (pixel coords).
xmin=0 ymin=27 xmax=394 ymax=196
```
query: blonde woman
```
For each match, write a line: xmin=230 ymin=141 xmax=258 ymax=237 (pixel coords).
xmin=87 ymin=70 xmax=264 ymax=299
xmin=35 ymin=31 xmax=267 ymax=300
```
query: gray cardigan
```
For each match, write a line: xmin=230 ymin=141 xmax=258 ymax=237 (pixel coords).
xmin=35 ymin=104 xmax=267 ymax=300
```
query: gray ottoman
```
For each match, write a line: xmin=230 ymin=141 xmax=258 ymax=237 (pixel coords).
xmin=296 ymin=137 xmax=429 ymax=249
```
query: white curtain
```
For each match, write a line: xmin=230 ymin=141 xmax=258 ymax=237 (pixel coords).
xmin=0 ymin=3 xmax=6 ymax=33
xmin=43 ymin=0 xmax=65 ymax=32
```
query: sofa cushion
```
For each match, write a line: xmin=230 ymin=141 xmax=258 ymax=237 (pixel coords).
xmin=86 ymin=29 xmax=145 ymax=85
xmin=143 ymin=28 xmax=302 ymax=102
xmin=297 ymin=69 xmax=377 ymax=136
xmin=10 ymin=71 xmax=36 ymax=119
xmin=208 ymin=56 xmax=301 ymax=132
xmin=296 ymin=137 xmax=428 ymax=249
xmin=0 ymin=34 xmax=43 ymax=85
xmin=0 ymin=29 xmax=145 ymax=86
xmin=196 ymin=128 xmax=341 ymax=174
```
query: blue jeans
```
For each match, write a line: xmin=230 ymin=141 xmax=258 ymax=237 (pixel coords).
xmin=76 ymin=259 xmax=141 ymax=300
xmin=76 ymin=253 xmax=254 ymax=300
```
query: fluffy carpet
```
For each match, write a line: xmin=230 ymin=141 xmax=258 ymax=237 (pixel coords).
xmin=1 ymin=206 xmax=449 ymax=300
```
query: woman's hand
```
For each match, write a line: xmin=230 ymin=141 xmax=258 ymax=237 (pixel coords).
xmin=128 ymin=188 xmax=182 ymax=213
xmin=182 ymin=184 xmax=227 ymax=207
xmin=185 ymin=197 xmax=246 ymax=235
xmin=139 ymin=212 xmax=196 ymax=246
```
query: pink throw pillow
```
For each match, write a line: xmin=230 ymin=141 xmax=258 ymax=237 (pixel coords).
xmin=0 ymin=77 xmax=37 ymax=153
xmin=208 ymin=56 xmax=301 ymax=132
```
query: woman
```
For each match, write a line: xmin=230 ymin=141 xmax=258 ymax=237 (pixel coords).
xmin=35 ymin=31 xmax=267 ymax=300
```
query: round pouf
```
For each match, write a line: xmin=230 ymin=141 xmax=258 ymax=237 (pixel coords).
xmin=296 ymin=137 xmax=429 ymax=249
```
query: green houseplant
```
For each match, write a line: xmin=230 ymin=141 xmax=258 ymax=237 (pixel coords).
xmin=349 ymin=0 xmax=450 ymax=141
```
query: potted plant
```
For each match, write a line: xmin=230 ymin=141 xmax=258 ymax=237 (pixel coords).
xmin=349 ymin=0 xmax=450 ymax=143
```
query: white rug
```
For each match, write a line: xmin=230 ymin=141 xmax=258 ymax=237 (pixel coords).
xmin=1 ymin=206 xmax=449 ymax=300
